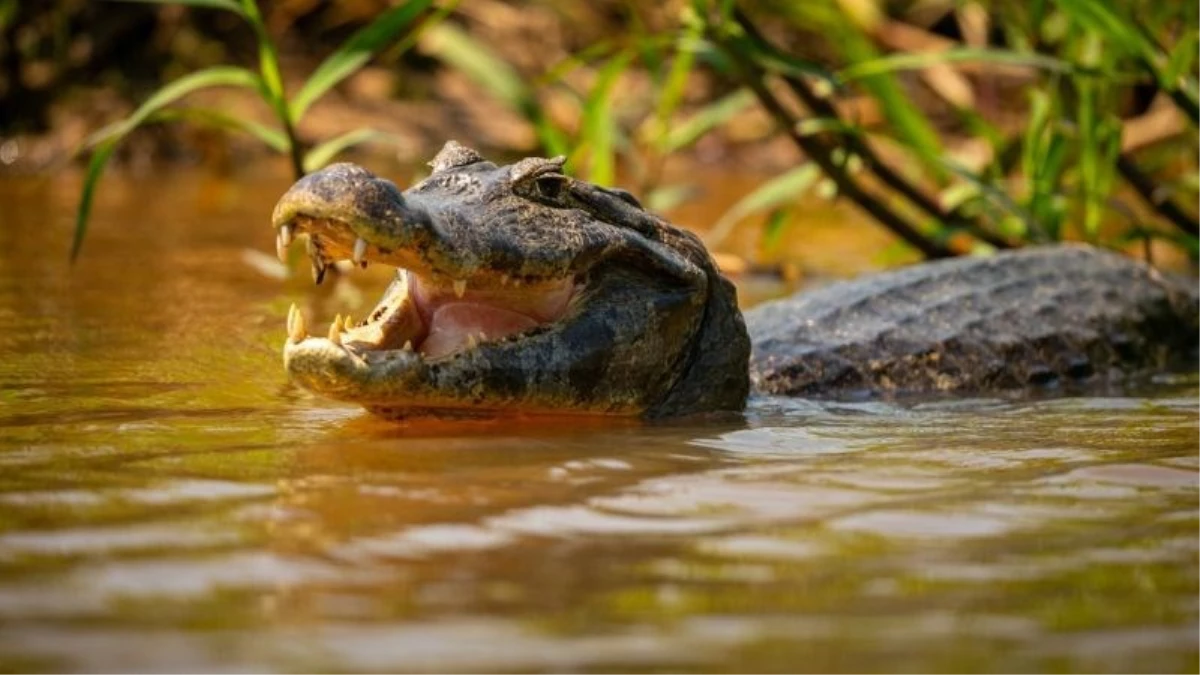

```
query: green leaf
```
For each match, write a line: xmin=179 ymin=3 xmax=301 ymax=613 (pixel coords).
xmin=724 ymin=30 xmax=836 ymax=84
xmin=1164 ymin=30 xmax=1199 ymax=88
xmin=836 ymin=28 xmax=945 ymax=179
xmin=303 ymin=128 xmax=394 ymax=172
xmin=652 ymin=14 xmax=703 ymax=139
xmin=290 ymin=0 xmax=436 ymax=121
xmin=794 ymin=116 xmax=856 ymax=138
xmin=76 ymin=108 xmax=288 ymax=262
xmin=105 ymin=0 xmax=246 ymax=16
xmin=73 ymin=66 xmax=262 ymax=260
xmin=541 ymin=40 xmax=622 ymax=85
xmin=1054 ymin=0 xmax=1159 ymax=64
xmin=706 ymin=164 xmax=821 ymax=246
xmin=85 ymin=66 xmax=263 ymax=147
xmin=645 ymin=183 xmax=698 ymax=212
xmin=421 ymin=22 xmax=569 ymax=155
xmin=939 ymin=182 xmax=982 ymax=212
xmin=938 ymin=158 xmax=1039 ymax=239
xmin=659 ymin=88 xmax=754 ymax=153
xmin=0 ymin=0 xmax=19 ymax=30
xmin=839 ymin=48 xmax=1073 ymax=81
xmin=761 ymin=207 xmax=794 ymax=252
xmin=150 ymin=107 xmax=288 ymax=151
xmin=71 ymin=139 xmax=118 ymax=262
xmin=578 ymin=51 xmax=632 ymax=186
xmin=421 ymin=22 xmax=526 ymax=111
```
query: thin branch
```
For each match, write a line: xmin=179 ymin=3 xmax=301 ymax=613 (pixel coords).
xmin=732 ymin=58 xmax=955 ymax=258
xmin=1116 ymin=154 xmax=1199 ymax=237
xmin=732 ymin=8 xmax=1017 ymax=250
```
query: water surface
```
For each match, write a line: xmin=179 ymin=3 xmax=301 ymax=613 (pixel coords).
xmin=0 ymin=168 xmax=1196 ymax=672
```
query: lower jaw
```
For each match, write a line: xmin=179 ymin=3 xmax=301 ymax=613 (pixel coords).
xmin=283 ymin=337 xmax=651 ymax=417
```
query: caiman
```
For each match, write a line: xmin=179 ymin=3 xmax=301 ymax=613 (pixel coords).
xmin=271 ymin=141 xmax=1198 ymax=418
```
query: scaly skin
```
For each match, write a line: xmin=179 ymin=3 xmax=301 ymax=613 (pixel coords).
xmin=272 ymin=142 xmax=1198 ymax=418
xmin=746 ymin=244 xmax=1198 ymax=397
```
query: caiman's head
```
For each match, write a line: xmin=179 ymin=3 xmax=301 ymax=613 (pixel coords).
xmin=271 ymin=141 xmax=749 ymax=418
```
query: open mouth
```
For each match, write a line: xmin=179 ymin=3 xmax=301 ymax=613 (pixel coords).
xmin=278 ymin=216 xmax=581 ymax=362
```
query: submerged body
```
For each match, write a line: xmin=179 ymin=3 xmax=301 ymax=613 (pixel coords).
xmin=747 ymin=245 xmax=1198 ymax=397
xmin=272 ymin=142 xmax=1198 ymax=418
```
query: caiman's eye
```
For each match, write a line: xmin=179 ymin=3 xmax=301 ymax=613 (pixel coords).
xmin=510 ymin=155 xmax=568 ymax=203
xmin=535 ymin=175 xmax=564 ymax=200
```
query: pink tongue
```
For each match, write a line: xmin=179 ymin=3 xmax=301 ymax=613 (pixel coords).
xmin=421 ymin=303 xmax=539 ymax=358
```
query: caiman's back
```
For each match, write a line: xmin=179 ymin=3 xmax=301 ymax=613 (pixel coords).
xmin=746 ymin=245 xmax=1198 ymax=397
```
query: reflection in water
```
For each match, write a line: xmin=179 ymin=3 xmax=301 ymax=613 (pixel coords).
xmin=0 ymin=170 xmax=1196 ymax=672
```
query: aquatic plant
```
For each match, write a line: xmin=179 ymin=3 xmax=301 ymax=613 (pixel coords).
xmin=692 ymin=0 xmax=1198 ymax=259
xmin=68 ymin=0 xmax=1198 ymax=263
xmin=409 ymin=0 xmax=1196 ymax=260
xmin=71 ymin=0 xmax=450 ymax=260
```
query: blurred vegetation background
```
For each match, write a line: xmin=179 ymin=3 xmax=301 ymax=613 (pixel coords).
xmin=1 ymin=0 xmax=1196 ymax=266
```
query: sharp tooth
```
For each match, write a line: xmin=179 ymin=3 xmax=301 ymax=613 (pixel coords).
xmin=343 ymin=315 xmax=353 ymax=330
xmin=466 ymin=334 xmax=477 ymax=349
xmin=306 ymin=234 xmax=318 ymax=255
xmin=275 ymin=231 xmax=288 ymax=262
xmin=286 ymin=303 xmax=297 ymax=337
xmin=313 ymin=260 xmax=327 ymax=284
xmin=288 ymin=304 xmax=307 ymax=342
xmin=280 ymin=224 xmax=292 ymax=247
xmin=328 ymin=315 xmax=342 ymax=345
xmin=402 ymin=340 xmax=413 ymax=352
xmin=352 ymin=238 xmax=368 ymax=265
xmin=452 ymin=279 xmax=467 ymax=298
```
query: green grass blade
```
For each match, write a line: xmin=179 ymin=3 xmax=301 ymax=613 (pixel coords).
xmin=85 ymin=66 xmax=263 ymax=146
xmin=761 ymin=207 xmax=797 ymax=253
xmin=73 ymin=66 xmax=262 ymax=260
xmin=1054 ymin=0 xmax=1159 ymax=63
xmin=839 ymin=48 xmax=1073 ymax=81
xmin=1164 ymin=30 xmax=1199 ymax=88
xmin=651 ymin=11 xmax=702 ymax=140
xmin=937 ymin=158 xmax=1040 ymax=241
xmin=836 ymin=29 xmax=945 ymax=179
xmin=645 ymin=183 xmax=698 ymax=212
xmin=71 ymin=139 xmax=118 ymax=262
xmin=105 ymin=0 xmax=246 ymax=16
xmin=149 ymin=107 xmax=288 ymax=151
xmin=541 ymin=40 xmax=621 ymax=85
xmin=303 ymin=128 xmax=393 ymax=172
xmin=421 ymin=22 xmax=525 ymax=111
xmin=233 ymin=1 xmax=284 ymax=104
xmin=421 ymin=22 xmax=569 ymax=155
xmin=724 ymin=30 xmax=836 ymax=84
xmin=659 ymin=88 xmax=754 ymax=153
xmin=290 ymin=0 xmax=436 ymax=121
xmin=578 ymin=51 xmax=632 ymax=185
xmin=705 ymin=164 xmax=820 ymax=246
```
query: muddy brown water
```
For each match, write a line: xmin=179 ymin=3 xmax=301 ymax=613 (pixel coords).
xmin=0 ymin=167 xmax=1196 ymax=673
